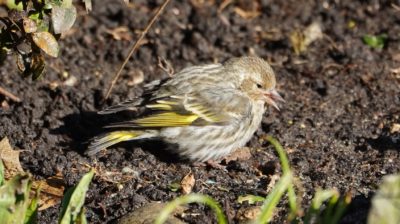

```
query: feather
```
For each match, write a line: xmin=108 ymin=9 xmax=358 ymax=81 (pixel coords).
xmin=86 ymin=130 xmax=157 ymax=155
xmin=106 ymin=112 xmax=199 ymax=128
xmin=105 ymin=87 xmax=252 ymax=129
xmin=98 ymin=98 xmax=144 ymax=114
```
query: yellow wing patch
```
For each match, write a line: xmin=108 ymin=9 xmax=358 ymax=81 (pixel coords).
xmin=107 ymin=131 xmax=139 ymax=141
xmin=142 ymin=97 xmax=225 ymax=126
xmin=184 ymin=103 xmax=222 ymax=123
xmin=134 ymin=112 xmax=199 ymax=127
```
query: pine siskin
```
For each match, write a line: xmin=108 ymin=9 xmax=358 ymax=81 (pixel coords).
xmin=87 ymin=56 xmax=284 ymax=162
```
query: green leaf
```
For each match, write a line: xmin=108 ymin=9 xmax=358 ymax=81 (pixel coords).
xmin=58 ymin=169 xmax=94 ymax=224
xmin=155 ymin=194 xmax=227 ymax=224
xmin=6 ymin=0 xmax=23 ymax=10
xmin=265 ymin=136 xmax=298 ymax=219
xmin=304 ymin=189 xmax=339 ymax=224
xmin=362 ymin=34 xmax=387 ymax=49
xmin=368 ymin=174 xmax=400 ymax=224
xmin=237 ymin=195 xmax=265 ymax=205
xmin=0 ymin=174 xmax=32 ymax=224
xmin=51 ymin=5 xmax=77 ymax=34
xmin=76 ymin=208 xmax=88 ymax=224
xmin=255 ymin=172 xmax=293 ymax=223
xmin=24 ymin=187 xmax=39 ymax=224
xmin=28 ymin=12 xmax=41 ymax=22
xmin=32 ymin=31 xmax=59 ymax=57
xmin=167 ymin=182 xmax=181 ymax=192
xmin=0 ymin=159 xmax=4 ymax=186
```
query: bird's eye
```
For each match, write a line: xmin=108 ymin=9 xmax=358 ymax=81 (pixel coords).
xmin=257 ymin=84 xmax=263 ymax=88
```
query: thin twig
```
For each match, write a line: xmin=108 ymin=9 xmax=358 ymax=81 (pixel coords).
xmin=0 ymin=86 xmax=21 ymax=102
xmin=104 ymin=0 xmax=171 ymax=101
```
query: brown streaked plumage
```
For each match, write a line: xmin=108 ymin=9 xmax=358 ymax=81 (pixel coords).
xmin=87 ymin=56 xmax=284 ymax=162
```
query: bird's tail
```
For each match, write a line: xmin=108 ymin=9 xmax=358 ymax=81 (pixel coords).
xmin=86 ymin=130 xmax=156 ymax=156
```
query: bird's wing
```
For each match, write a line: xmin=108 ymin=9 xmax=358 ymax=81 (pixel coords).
xmin=105 ymin=87 xmax=252 ymax=128
xmin=98 ymin=98 xmax=144 ymax=114
xmin=98 ymin=80 xmax=167 ymax=114
xmin=98 ymin=63 xmax=225 ymax=115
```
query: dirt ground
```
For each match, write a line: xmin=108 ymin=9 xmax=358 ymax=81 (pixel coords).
xmin=1 ymin=0 xmax=400 ymax=223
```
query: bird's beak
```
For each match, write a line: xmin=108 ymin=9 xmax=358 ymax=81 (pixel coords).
xmin=264 ymin=89 xmax=285 ymax=111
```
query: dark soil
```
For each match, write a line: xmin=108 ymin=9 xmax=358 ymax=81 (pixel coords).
xmin=1 ymin=0 xmax=400 ymax=223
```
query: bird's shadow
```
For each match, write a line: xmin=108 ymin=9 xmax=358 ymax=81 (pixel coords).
xmin=51 ymin=110 xmax=183 ymax=163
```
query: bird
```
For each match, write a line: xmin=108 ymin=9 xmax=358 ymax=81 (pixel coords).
xmin=87 ymin=56 xmax=284 ymax=162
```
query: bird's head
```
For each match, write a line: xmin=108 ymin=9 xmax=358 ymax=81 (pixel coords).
xmin=225 ymin=56 xmax=284 ymax=110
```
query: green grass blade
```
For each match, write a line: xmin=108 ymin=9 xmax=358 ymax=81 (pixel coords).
xmin=255 ymin=171 xmax=293 ymax=223
xmin=58 ymin=169 xmax=94 ymax=224
xmin=265 ymin=136 xmax=299 ymax=217
xmin=155 ymin=193 xmax=227 ymax=224
xmin=24 ymin=186 xmax=39 ymax=224
xmin=0 ymin=159 xmax=4 ymax=186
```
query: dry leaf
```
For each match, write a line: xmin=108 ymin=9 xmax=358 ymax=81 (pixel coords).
xmin=392 ymin=53 xmax=400 ymax=62
xmin=95 ymin=166 xmax=136 ymax=184
xmin=391 ymin=123 xmax=400 ymax=134
xmin=234 ymin=7 xmax=260 ymax=19
xmin=218 ymin=0 xmax=233 ymax=12
xmin=83 ymin=0 xmax=92 ymax=12
xmin=1 ymin=100 xmax=10 ymax=110
xmin=52 ymin=5 xmax=77 ymax=35
xmin=127 ymin=69 xmax=144 ymax=86
xmin=105 ymin=26 xmax=132 ymax=41
xmin=181 ymin=172 xmax=195 ymax=194
xmin=290 ymin=22 xmax=323 ymax=55
xmin=290 ymin=30 xmax=306 ymax=55
xmin=236 ymin=206 xmax=262 ymax=222
xmin=32 ymin=32 xmax=59 ymax=57
xmin=32 ymin=172 xmax=65 ymax=210
xmin=63 ymin=75 xmax=78 ymax=87
xmin=0 ymin=137 xmax=24 ymax=179
xmin=223 ymin=147 xmax=252 ymax=162
xmin=390 ymin=67 xmax=400 ymax=74
xmin=23 ymin=18 xmax=37 ymax=33
xmin=303 ymin=22 xmax=323 ymax=46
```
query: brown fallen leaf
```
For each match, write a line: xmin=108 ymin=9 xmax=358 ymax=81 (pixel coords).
xmin=391 ymin=123 xmax=400 ymax=134
xmin=290 ymin=30 xmax=306 ymax=55
xmin=32 ymin=31 xmax=59 ymax=57
xmin=236 ymin=206 xmax=261 ymax=223
xmin=234 ymin=7 xmax=260 ymax=19
xmin=105 ymin=26 xmax=132 ymax=41
xmin=290 ymin=22 xmax=323 ymax=55
xmin=303 ymin=22 xmax=323 ymax=47
xmin=181 ymin=172 xmax=195 ymax=194
xmin=0 ymin=137 xmax=24 ymax=179
xmin=390 ymin=67 xmax=400 ymax=74
xmin=95 ymin=165 xmax=137 ymax=184
xmin=127 ymin=69 xmax=144 ymax=86
xmin=190 ymin=0 xmax=216 ymax=8
xmin=218 ymin=0 xmax=233 ymax=13
xmin=223 ymin=147 xmax=252 ymax=163
xmin=32 ymin=172 xmax=65 ymax=210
